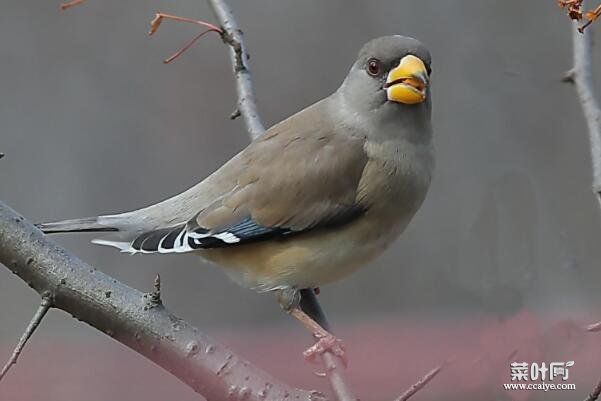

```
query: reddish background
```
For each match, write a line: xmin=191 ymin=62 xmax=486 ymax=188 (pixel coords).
xmin=2 ymin=311 xmax=600 ymax=401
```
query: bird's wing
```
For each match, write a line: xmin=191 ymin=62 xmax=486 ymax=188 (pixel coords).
xmin=100 ymin=101 xmax=369 ymax=254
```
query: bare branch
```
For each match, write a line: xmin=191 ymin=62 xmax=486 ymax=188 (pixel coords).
xmin=564 ymin=12 xmax=601 ymax=209
xmin=0 ymin=201 xmax=325 ymax=401
xmin=149 ymin=12 xmax=222 ymax=36
xmin=564 ymin=5 xmax=601 ymax=400
xmin=0 ymin=295 xmax=52 ymax=381
xmin=208 ymin=0 xmax=265 ymax=139
xmin=585 ymin=380 xmax=601 ymax=401
xmin=393 ymin=365 xmax=443 ymax=401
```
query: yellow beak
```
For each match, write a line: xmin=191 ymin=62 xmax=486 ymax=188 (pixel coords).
xmin=385 ymin=55 xmax=429 ymax=105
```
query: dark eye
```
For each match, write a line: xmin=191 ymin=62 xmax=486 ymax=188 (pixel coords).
xmin=367 ymin=58 xmax=381 ymax=76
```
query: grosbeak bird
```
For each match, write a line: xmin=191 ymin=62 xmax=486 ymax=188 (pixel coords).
xmin=39 ymin=35 xmax=434 ymax=361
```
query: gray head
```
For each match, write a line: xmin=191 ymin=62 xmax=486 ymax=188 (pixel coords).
xmin=335 ymin=36 xmax=433 ymax=133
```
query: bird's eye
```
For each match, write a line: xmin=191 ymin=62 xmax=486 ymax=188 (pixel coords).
xmin=367 ymin=58 xmax=381 ymax=76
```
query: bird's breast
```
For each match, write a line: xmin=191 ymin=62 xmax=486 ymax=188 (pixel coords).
xmin=358 ymin=138 xmax=434 ymax=223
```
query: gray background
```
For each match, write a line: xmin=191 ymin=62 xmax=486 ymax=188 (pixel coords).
xmin=1 ymin=1 xmax=601 ymax=400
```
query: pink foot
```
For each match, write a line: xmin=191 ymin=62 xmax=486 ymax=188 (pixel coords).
xmin=303 ymin=332 xmax=347 ymax=367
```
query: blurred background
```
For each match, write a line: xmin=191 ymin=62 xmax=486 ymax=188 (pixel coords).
xmin=1 ymin=1 xmax=601 ymax=400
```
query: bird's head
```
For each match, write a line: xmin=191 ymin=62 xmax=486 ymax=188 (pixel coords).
xmin=337 ymin=35 xmax=432 ymax=121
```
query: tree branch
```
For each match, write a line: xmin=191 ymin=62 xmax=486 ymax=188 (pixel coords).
xmin=208 ymin=0 xmax=265 ymax=139
xmin=0 ymin=294 xmax=51 ymax=381
xmin=0 ymin=201 xmax=324 ymax=401
xmin=563 ymin=13 xmax=601 ymax=209
xmin=563 ymin=6 xmax=601 ymax=400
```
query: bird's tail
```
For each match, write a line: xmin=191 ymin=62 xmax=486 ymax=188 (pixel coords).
xmin=36 ymin=217 xmax=118 ymax=234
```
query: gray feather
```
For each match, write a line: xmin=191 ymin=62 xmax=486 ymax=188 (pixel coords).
xmin=36 ymin=217 xmax=118 ymax=234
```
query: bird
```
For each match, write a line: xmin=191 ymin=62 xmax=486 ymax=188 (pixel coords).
xmin=38 ymin=35 xmax=434 ymax=361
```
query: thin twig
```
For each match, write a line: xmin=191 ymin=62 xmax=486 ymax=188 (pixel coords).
xmin=149 ymin=13 xmax=222 ymax=64
xmin=163 ymin=30 xmax=217 ymax=64
xmin=393 ymin=365 xmax=443 ymax=401
xmin=144 ymin=273 xmax=162 ymax=309
xmin=0 ymin=295 xmax=52 ymax=381
xmin=60 ymin=0 xmax=85 ymax=10
xmin=149 ymin=12 xmax=222 ymax=35
xmin=151 ymin=273 xmax=161 ymax=303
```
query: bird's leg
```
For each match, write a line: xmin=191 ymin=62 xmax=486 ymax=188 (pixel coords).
xmin=277 ymin=289 xmax=346 ymax=365
xmin=289 ymin=307 xmax=347 ymax=365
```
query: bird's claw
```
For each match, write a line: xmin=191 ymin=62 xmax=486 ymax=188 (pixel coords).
xmin=303 ymin=332 xmax=347 ymax=367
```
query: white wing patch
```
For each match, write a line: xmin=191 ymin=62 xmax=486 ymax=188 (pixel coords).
xmin=92 ymin=225 xmax=241 ymax=255
xmin=91 ymin=238 xmax=137 ymax=254
xmin=212 ymin=232 xmax=240 ymax=244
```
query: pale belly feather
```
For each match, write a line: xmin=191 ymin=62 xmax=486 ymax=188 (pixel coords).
xmin=198 ymin=211 xmax=411 ymax=292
